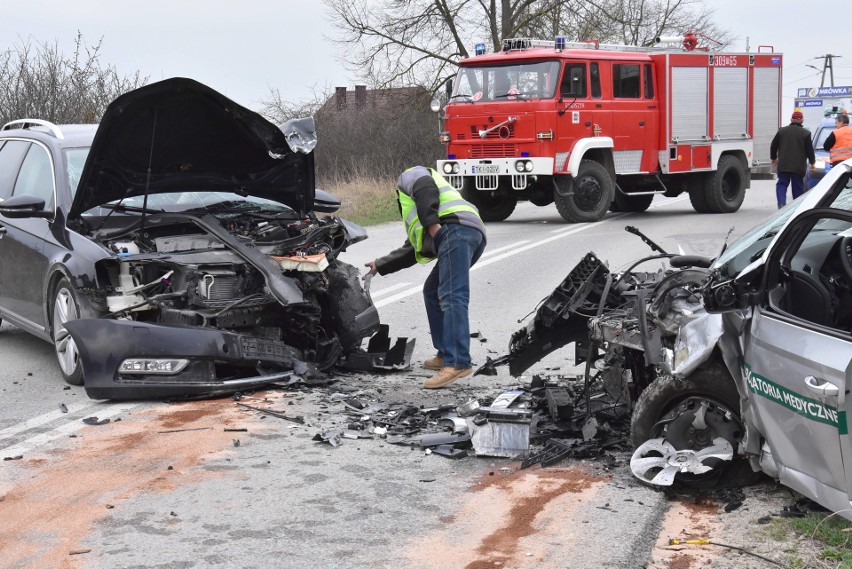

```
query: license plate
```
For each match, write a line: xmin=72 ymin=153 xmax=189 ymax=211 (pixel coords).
xmin=472 ymin=165 xmax=499 ymax=174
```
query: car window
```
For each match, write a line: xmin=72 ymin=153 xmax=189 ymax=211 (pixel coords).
xmin=12 ymin=143 xmax=54 ymax=210
xmin=63 ymin=147 xmax=90 ymax=198
xmin=560 ymin=63 xmax=587 ymax=98
xmin=613 ymin=64 xmax=641 ymax=98
xmin=815 ymin=125 xmax=834 ymax=148
xmin=0 ymin=140 xmax=32 ymax=201
xmin=769 ymin=212 xmax=852 ymax=333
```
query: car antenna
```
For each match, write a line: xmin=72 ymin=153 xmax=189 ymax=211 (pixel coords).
xmin=140 ymin=107 xmax=158 ymax=233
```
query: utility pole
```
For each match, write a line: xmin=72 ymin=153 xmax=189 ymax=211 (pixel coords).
xmin=814 ymin=54 xmax=841 ymax=87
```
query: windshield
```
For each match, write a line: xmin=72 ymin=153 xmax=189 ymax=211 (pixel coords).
xmin=63 ymin=147 xmax=90 ymax=198
xmin=453 ymin=60 xmax=560 ymax=102
xmin=713 ymin=175 xmax=852 ymax=277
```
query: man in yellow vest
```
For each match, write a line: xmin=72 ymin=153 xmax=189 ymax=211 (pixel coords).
xmin=824 ymin=113 xmax=852 ymax=167
xmin=364 ymin=166 xmax=487 ymax=389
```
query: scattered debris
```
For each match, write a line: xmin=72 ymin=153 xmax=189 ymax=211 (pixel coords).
xmin=224 ymin=428 xmax=248 ymax=432
xmin=68 ymin=549 xmax=92 ymax=556
xmin=158 ymin=427 xmax=212 ymax=434
xmin=232 ymin=439 xmax=241 ymax=447
xmin=82 ymin=417 xmax=110 ymax=426
xmin=3 ymin=455 xmax=23 ymax=461
xmin=312 ymin=431 xmax=342 ymax=447
xmin=59 ymin=403 xmax=68 ymax=413
xmin=236 ymin=402 xmax=305 ymax=424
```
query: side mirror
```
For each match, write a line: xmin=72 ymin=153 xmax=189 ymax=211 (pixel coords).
xmin=0 ymin=194 xmax=48 ymax=218
xmin=313 ymin=188 xmax=341 ymax=214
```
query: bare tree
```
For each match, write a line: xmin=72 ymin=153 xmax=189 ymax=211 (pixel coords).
xmin=0 ymin=33 xmax=147 ymax=124
xmin=322 ymin=0 xmax=731 ymax=92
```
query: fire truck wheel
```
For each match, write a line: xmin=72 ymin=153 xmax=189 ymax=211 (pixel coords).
xmin=630 ymin=362 xmax=762 ymax=490
xmin=554 ymin=160 xmax=614 ymax=222
xmin=703 ymin=155 xmax=747 ymax=213
xmin=612 ymin=192 xmax=653 ymax=212
xmin=461 ymin=184 xmax=516 ymax=222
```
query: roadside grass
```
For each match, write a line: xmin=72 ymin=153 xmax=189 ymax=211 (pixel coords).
xmin=766 ymin=512 xmax=852 ymax=568
xmin=319 ymin=175 xmax=399 ymax=226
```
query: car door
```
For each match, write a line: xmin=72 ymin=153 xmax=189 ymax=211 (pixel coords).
xmin=0 ymin=140 xmax=57 ymax=333
xmin=610 ymin=61 xmax=654 ymax=174
xmin=744 ymin=205 xmax=852 ymax=514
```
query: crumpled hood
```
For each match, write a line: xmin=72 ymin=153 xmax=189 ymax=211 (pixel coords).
xmin=69 ymin=77 xmax=314 ymax=219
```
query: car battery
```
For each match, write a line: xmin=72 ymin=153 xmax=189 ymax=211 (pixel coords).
xmin=470 ymin=408 xmax=532 ymax=458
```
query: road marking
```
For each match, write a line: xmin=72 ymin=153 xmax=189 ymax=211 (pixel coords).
xmin=0 ymin=402 xmax=90 ymax=440
xmin=0 ymin=402 xmax=140 ymax=456
xmin=374 ymin=215 xmax=626 ymax=309
xmin=369 ymin=282 xmax=410 ymax=298
xmin=481 ymin=240 xmax=530 ymax=257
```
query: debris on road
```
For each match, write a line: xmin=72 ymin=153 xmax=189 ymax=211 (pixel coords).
xmin=82 ymin=417 xmax=110 ymax=426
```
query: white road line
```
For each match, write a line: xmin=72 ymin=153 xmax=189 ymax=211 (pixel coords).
xmin=0 ymin=403 xmax=140 ymax=456
xmin=374 ymin=215 xmax=625 ymax=309
xmin=0 ymin=402 xmax=91 ymax=440
xmin=481 ymin=240 xmax=530 ymax=257
xmin=649 ymin=195 xmax=689 ymax=209
xmin=368 ymin=282 xmax=411 ymax=299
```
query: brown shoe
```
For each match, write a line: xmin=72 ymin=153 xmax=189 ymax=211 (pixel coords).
xmin=423 ymin=356 xmax=444 ymax=370
xmin=424 ymin=366 xmax=472 ymax=389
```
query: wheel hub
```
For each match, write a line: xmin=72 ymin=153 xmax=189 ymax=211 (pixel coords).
xmin=574 ymin=176 xmax=603 ymax=211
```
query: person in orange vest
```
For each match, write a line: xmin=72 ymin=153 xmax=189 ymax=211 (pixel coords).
xmin=770 ymin=110 xmax=815 ymax=208
xmin=824 ymin=113 xmax=852 ymax=167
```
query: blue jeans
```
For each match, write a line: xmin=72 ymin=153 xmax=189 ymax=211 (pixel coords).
xmin=776 ymin=171 xmax=805 ymax=206
xmin=422 ymin=223 xmax=486 ymax=368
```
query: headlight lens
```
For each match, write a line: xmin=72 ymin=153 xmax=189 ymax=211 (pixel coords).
xmin=515 ymin=161 xmax=525 ymax=173
xmin=524 ymin=160 xmax=534 ymax=172
xmin=442 ymin=162 xmax=454 ymax=174
xmin=452 ymin=163 xmax=460 ymax=174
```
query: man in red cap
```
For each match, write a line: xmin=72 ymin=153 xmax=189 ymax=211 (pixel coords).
xmin=770 ymin=110 xmax=815 ymax=208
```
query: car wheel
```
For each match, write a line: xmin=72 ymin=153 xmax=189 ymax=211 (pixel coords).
xmin=51 ymin=277 xmax=92 ymax=386
xmin=630 ymin=362 xmax=761 ymax=489
xmin=703 ymin=155 xmax=747 ymax=213
xmin=554 ymin=160 xmax=614 ymax=222
xmin=461 ymin=182 xmax=516 ymax=222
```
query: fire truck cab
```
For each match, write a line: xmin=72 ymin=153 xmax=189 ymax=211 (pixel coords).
xmin=436 ymin=36 xmax=782 ymax=222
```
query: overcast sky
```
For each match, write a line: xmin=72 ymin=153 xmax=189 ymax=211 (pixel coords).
xmin=3 ymin=0 xmax=850 ymax=116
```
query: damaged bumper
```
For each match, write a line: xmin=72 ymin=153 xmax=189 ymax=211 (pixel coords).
xmin=66 ymin=319 xmax=317 ymax=400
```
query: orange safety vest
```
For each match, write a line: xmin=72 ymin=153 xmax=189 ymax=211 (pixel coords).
xmin=830 ymin=126 xmax=852 ymax=164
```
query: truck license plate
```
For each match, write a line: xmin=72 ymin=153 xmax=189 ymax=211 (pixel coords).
xmin=473 ymin=165 xmax=499 ymax=174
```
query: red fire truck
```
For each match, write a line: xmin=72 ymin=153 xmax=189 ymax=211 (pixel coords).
xmin=435 ymin=35 xmax=782 ymax=222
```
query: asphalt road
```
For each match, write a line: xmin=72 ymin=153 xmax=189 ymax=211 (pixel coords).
xmin=0 ymin=179 xmax=786 ymax=568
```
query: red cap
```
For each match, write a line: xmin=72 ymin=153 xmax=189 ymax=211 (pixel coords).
xmin=791 ymin=111 xmax=804 ymax=121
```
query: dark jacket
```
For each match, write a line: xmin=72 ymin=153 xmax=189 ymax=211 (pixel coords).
xmin=770 ymin=123 xmax=815 ymax=176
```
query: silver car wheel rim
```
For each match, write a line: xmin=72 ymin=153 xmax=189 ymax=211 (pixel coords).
xmin=630 ymin=437 xmax=733 ymax=486
xmin=53 ymin=288 xmax=79 ymax=375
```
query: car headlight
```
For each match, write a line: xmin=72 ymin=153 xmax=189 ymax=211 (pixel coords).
xmin=442 ymin=162 xmax=454 ymax=174
xmin=515 ymin=161 xmax=525 ymax=173
xmin=524 ymin=160 xmax=534 ymax=172
xmin=452 ymin=163 xmax=460 ymax=174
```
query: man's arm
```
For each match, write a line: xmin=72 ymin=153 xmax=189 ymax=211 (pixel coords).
xmin=805 ymin=131 xmax=816 ymax=165
xmin=824 ymin=132 xmax=836 ymax=152
xmin=770 ymin=131 xmax=779 ymax=161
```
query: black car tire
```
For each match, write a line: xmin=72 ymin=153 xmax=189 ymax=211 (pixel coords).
xmin=631 ymin=362 xmax=762 ymax=489
xmin=703 ymin=155 xmax=747 ymax=213
xmin=554 ymin=160 xmax=614 ymax=222
xmin=461 ymin=182 xmax=516 ymax=222
xmin=51 ymin=277 xmax=97 ymax=386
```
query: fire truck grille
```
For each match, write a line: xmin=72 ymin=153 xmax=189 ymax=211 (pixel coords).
xmin=471 ymin=144 xmax=517 ymax=158
xmin=469 ymin=125 xmax=515 ymax=139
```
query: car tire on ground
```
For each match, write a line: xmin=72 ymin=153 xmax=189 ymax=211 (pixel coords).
xmin=703 ymin=155 xmax=747 ymax=213
xmin=461 ymin=182 xmax=516 ymax=222
xmin=51 ymin=277 xmax=98 ymax=386
xmin=630 ymin=361 xmax=762 ymax=489
xmin=554 ymin=160 xmax=614 ymax=222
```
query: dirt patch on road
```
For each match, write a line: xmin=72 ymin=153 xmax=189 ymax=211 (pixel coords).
xmin=0 ymin=396 xmax=273 ymax=569
xmin=404 ymin=465 xmax=607 ymax=569
xmin=649 ymin=497 xmax=722 ymax=568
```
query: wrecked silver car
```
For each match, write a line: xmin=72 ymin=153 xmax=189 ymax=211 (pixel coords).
xmin=491 ymin=162 xmax=852 ymax=517
xmin=0 ymin=78 xmax=408 ymax=400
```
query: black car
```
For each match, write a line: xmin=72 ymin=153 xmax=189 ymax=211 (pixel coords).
xmin=0 ymin=78 xmax=402 ymax=400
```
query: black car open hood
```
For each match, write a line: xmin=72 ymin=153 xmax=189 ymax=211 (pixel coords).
xmin=69 ymin=77 xmax=315 ymax=219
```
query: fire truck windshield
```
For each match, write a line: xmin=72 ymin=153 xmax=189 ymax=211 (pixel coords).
xmin=453 ymin=60 xmax=560 ymax=102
